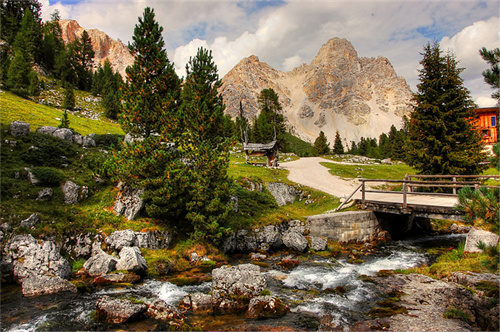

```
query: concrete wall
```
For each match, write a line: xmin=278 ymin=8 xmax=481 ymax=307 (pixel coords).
xmin=307 ymin=211 xmax=379 ymax=242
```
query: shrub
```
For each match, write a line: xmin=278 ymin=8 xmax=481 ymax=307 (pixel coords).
xmin=93 ymin=134 xmax=124 ymax=149
xmin=31 ymin=167 xmax=65 ymax=186
xmin=21 ymin=133 xmax=77 ymax=167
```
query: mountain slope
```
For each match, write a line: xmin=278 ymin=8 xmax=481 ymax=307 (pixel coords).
xmin=220 ymin=38 xmax=413 ymax=145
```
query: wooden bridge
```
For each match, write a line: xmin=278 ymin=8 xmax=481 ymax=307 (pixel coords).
xmin=339 ymin=175 xmax=500 ymax=222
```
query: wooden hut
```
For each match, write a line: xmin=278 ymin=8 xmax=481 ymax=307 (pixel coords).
xmin=243 ymin=141 xmax=279 ymax=167
xmin=475 ymin=107 xmax=498 ymax=144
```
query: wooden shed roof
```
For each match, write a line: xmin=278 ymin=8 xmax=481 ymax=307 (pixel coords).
xmin=243 ymin=141 xmax=277 ymax=151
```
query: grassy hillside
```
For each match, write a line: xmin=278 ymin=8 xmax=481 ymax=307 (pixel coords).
xmin=0 ymin=90 xmax=123 ymax=136
xmin=283 ymin=132 xmax=316 ymax=157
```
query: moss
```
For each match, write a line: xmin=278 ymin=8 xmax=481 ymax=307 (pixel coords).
xmin=260 ymin=289 xmax=271 ymax=296
xmin=476 ymin=281 xmax=499 ymax=298
xmin=251 ymin=261 xmax=270 ymax=268
xmin=368 ymin=306 xmax=407 ymax=318
xmin=443 ymin=307 xmax=472 ymax=323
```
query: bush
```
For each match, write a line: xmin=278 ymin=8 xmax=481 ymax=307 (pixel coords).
xmin=21 ymin=133 xmax=77 ymax=167
xmin=31 ymin=167 xmax=65 ymax=186
xmin=93 ymin=134 xmax=124 ymax=149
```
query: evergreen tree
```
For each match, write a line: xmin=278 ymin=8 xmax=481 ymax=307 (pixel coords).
xmin=58 ymin=110 xmax=70 ymax=129
xmin=333 ymin=131 xmax=344 ymax=154
xmin=314 ymin=131 xmax=330 ymax=155
xmin=251 ymin=88 xmax=286 ymax=148
xmin=479 ymin=47 xmax=500 ymax=102
xmin=94 ymin=59 xmax=123 ymax=119
xmin=235 ymin=101 xmax=249 ymax=143
xmin=121 ymin=7 xmax=180 ymax=138
xmin=407 ymin=42 xmax=485 ymax=175
xmin=28 ymin=70 xmax=40 ymax=96
xmin=62 ymin=84 xmax=75 ymax=111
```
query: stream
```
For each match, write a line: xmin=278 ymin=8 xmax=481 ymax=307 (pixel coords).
xmin=1 ymin=233 xmax=465 ymax=331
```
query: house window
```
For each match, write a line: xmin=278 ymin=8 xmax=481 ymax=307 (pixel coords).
xmin=492 ymin=116 xmax=497 ymax=127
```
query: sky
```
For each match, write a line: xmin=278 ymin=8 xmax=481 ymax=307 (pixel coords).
xmin=41 ymin=0 xmax=499 ymax=107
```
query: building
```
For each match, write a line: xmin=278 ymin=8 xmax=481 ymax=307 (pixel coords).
xmin=475 ymin=107 xmax=498 ymax=145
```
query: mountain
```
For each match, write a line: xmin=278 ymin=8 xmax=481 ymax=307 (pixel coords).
xmin=220 ymin=38 xmax=413 ymax=145
xmin=59 ymin=20 xmax=134 ymax=78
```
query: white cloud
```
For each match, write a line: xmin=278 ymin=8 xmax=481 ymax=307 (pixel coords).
xmin=283 ymin=55 xmax=303 ymax=71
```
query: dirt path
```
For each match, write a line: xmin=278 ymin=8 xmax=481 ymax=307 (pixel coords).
xmin=280 ymin=157 xmax=361 ymax=198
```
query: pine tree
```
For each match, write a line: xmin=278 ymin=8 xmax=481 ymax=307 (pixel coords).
xmin=333 ymin=131 xmax=344 ymax=154
xmin=59 ymin=110 xmax=70 ymax=129
xmin=62 ymin=84 xmax=75 ymax=111
xmin=407 ymin=42 xmax=486 ymax=175
xmin=251 ymin=88 xmax=286 ymax=148
xmin=479 ymin=47 xmax=500 ymax=102
xmin=314 ymin=131 xmax=330 ymax=155
xmin=122 ymin=7 xmax=180 ymax=138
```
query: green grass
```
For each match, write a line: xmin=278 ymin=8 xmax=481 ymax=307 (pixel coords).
xmin=283 ymin=132 xmax=316 ymax=157
xmin=1 ymin=90 xmax=123 ymax=136
xmin=320 ymin=161 xmax=415 ymax=180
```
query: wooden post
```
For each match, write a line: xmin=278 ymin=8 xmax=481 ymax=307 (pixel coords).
xmin=361 ymin=180 xmax=366 ymax=204
xmin=402 ymin=180 xmax=408 ymax=211
xmin=452 ymin=177 xmax=457 ymax=195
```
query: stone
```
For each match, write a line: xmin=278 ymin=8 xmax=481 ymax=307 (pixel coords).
xmin=52 ymin=128 xmax=73 ymax=143
xmin=266 ymin=182 xmax=296 ymax=206
xmin=96 ymin=295 xmax=147 ymax=324
xmin=73 ymin=133 xmax=83 ymax=145
xmin=309 ymin=236 xmax=327 ymax=251
xmin=464 ymin=228 xmax=499 ymax=253
xmin=20 ymin=213 xmax=39 ymax=228
xmin=179 ymin=293 xmax=214 ymax=313
xmin=282 ymin=230 xmax=308 ymax=252
xmin=37 ymin=188 xmax=53 ymax=201
xmin=115 ymin=246 xmax=148 ymax=273
xmin=62 ymin=180 xmax=80 ymax=204
xmin=308 ymin=211 xmax=379 ymax=243
xmin=105 ymin=229 xmax=172 ymax=252
xmin=10 ymin=121 xmax=30 ymax=137
xmin=83 ymin=134 xmax=96 ymax=147
xmin=83 ymin=248 xmax=117 ymax=276
xmin=246 ymin=296 xmax=289 ymax=319
xmin=36 ymin=126 xmax=57 ymax=135
xmin=251 ymin=252 xmax=267 ymax=260
xmin=212 ymin=264 xmax=267 ymax=312
xmin=63 ymin=233 xmax=98 ymax=259
xmin=146 ymin=299 xmax=183 ymax=323
xmin=25 ymin=167 xmax=38 ymax=185
xmin=21 ymin=275 xmax=77 ymax=296
xmin=105 ymin=229 xmax=136 ymax=251
xmin=93 ymin=272 xmax=141 ymax=286
xmin=113 ymin=185 xmax=144 ymax=221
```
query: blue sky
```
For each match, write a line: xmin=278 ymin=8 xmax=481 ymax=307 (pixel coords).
xmin=41 ymin=0 xmax=499 ymax=106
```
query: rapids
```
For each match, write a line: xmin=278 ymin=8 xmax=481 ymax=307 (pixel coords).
xmin=1 ymin=233 xmax=465 ymax=331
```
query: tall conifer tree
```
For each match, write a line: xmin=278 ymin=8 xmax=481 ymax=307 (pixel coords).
xmin=333 ymin=131 xmax=344 ymax=154
xmin=314 ymin=131 xmax=330 ymax=155
xmin=407 ymin=42 xmax=485 ymax=175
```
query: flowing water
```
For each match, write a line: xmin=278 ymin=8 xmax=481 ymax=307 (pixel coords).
xmin=1 ymin=233 xmax=465 ymax=331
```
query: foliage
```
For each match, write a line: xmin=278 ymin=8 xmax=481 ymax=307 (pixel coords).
xmin=479 ymin=47 xmax=500 ymax=101
xmin=121 ymin=7 xmax=180 ymax=138
xmin=443 ymin=307 xmax=472 ymax=323
xmin=313 ymin=131 xmax=330 ymax=155
xmin=58 ymin=110 xmax=70 ymax=129
xmin=21 ymin=132 xmax=77 ymax=167
xmin=31 ymin=167 xmax=65 ymax=186
xmin=62 ymin=84 xmax=75 ymax=111
xmin=476 ymin=242 xmax=499 ymax=273
xmin=92 ymin=59 xmax=123 ymax=119
xmin=406 ymin=42 xmax=486 ymax=175
xmin=455 ymin=186 xmax=499 ymax=233
xmin=333 ymin=131 xmax=344 ymax=154
xmin=250 ymin=88 xmax=286 ymax=149
xmin=93 ymin=134 xmax=124 ymax=149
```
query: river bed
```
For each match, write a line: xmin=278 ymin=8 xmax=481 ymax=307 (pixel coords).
xmin=1 ymin=233 xmax=465 ymax=331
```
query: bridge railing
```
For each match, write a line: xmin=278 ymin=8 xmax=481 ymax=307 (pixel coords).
xmin=359 ymin=175 xmax=499 ymax=211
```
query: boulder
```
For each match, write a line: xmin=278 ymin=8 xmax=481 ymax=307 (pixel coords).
xmin=113 ymin=185 xmax=145 ymax=221
xmin=61 ymin=180 xmax=80 ymax=204
xmin=52 ymin=128 xmax=73 ymax=143
xmin=212 ymin=264 xmax=267 ymax=312
xmin=83 ymin=134 xmax=96 ymax=147
xmin=21 ymin=275 xmax=77 ymax=296
xmin=254 ymin=225 xmax=281 ymax=251
xmin=464 ymin=228 xmax=499 ymax=253
xmin=25 ymin=167 xmax=39 ymax=185
xmin=246 ymin=296 xmax=289 ymax=319
xmin=36 ymin=126 xmax=57 ymax=135
xmin=83 ymin=248 xmax=117 ymax=276
xmin=146 ymin=298 xmax=183 ymax=323
xmin=63 ymin=233 xmax=100 ymax=259
xmin=10 ymin=121 xmax=30 ymax=137
xmin=20 ymin=213 xmax=39 ymax=228
xmin=96 ymin=295 xmax=147 ymax=324
xmin=105 ymin=229 xmax=172 ymax=252
xmin=115 ymin=246 xmax=148 ymax=273
xmin=266 ymin=182 xmax=296 ymax=206
xmin=73 ymin=133 xmax=83 ymax=145
xmin=179 ymin=293 xmax=213 ymax=313
xmin=282 ymin=230 xmax=308 ymax=252
xmin=309 ymin=236 xmax=327 ymax=251
xmin=37 ymin=188 xmax=53 ymax=201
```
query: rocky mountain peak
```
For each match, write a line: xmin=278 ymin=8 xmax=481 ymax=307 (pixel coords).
xmin=59 ymin=19 xmax=134 ymax=78
xmin=219 ymin=37 xmax=413 ymax=145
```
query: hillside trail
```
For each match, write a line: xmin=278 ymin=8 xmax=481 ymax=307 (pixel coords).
xmin=280 ymin=157 xmax=361 ymax=198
